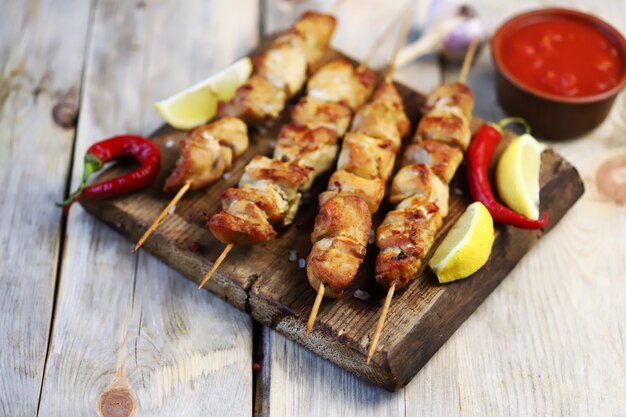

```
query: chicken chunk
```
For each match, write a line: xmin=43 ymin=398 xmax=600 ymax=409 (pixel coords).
xmin=336 ymin=132 xmax=396 ymax=180
xmin=292 ymin=11 xmax=337 ymax=66
xmin=403 ymin=140 xmax=464 ymax=184
xmin=307 ymin=59 xmax=376 ymax=110
xmin=389 ymin=164 xmax=449 ymax=215
xmin=273 ymin=124 xmax=338 ymax=189
xmin=307 ymin=236 xmax=367 ymax=297
xmin=351 ymin=81 xmax=410 ymax=149
xmin=291 ymin=97 xmax=352 ymax=136
xmin=375 ymin=248 xmax=422 ymax=290
xmin=374 ymin=202 xmax=443 ymax=289
xmin=424 ymin=82 xmax=474 ymax=119
xmin=254 ymin=35 xmax=308 ymax=97
xmin=207 ymin=204 xmax=277 ymax=246
xmin=217 ymin=75 xmax=287 ymax=123
xmin=220 ymin=183 xmax=289 ymax=224
xmin=319 ymin=170 xmax=386 ymax=213
xmin=239 ymin=155 xmax=312 ymax=200
xmin=164 ymin=123 xmax=238 ymax=192
xmin=194 ymin=117 xmax=248 ymax=157
xmin=375 ymin=207 xmax=442 ymax=254
xmin=415 ymin=108 xmax=471 ymax=150
xmin=311 ymin=195 xmax=371 ymax=246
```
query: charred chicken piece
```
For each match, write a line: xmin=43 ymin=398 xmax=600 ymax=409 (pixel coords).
xmin=320 ymin=170 xmax=386 ymax=214
xmin=351 ymin=81 xmax=410 ymax=150
xmin=164 ymin=117 xmax=248 ymax=192
xmin=336 ymin=132 xmax=396 ymax=180
xmin=274 ymin=124 xmax=339 ymax=189
xmin=306 ymin=59 xmax=376 ymax=110
xmin=424 ymin=82 xmax=474 ymax=119
xmin=291 ymin=97 xmax=352 ymax=136
xmin=389 ymin=164 xmax=449 ymax=216
xmin=415 ymin=108 xmax=471 ymax=150
xmin=403 ymin=140 xmax=464 ymax=184
xmin=254 ymin=33 xmax=308 ymax=97
xmin=292 ymin=11 xmax=337 ymax=66
xmin=217 ymin=75 xmax=287 ymax=123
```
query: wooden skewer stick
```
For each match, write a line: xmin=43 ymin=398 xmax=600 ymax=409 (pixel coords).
xmin=357 ymin=5 xmax=410 ymax=73
xmin=383 ymin=7 xmax=414 ymax=82
xmin=198 ymin=243 xmax=234 ymax=290
xmin=305 ymin=282 xmax=325 ymax=337
xmin=303 ymin=10 xmax=413 ymax=339
xmin=366 ymin=36 xmax=481 ymax=364
xmin=132 ymin=181 xmax=191 ymax=254
xmin=458 ymin=36 xmax=480 ymax=84
xmin=366 ymin=284 xmax=395 ymax=363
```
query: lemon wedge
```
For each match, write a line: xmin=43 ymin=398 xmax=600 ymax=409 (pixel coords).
xmin=154 ymin=57 xmax=252 ymax=130
xmin=429 ymin=202 xmax=495 ymax=283
xmin=495 ymin=133 xmax=547 ymax=220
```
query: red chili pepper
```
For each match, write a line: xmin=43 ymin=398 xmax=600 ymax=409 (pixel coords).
xmin=467 ymin=118 xmax=548 ymax=230
xmin=57 ymin=135 xmax=160 ymax=214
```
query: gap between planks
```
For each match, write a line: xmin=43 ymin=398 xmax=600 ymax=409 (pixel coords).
xmin=34 ymin=0 xmax=99 ymax=415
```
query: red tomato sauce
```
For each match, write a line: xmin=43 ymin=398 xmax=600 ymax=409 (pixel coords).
xmin=501 ymin=17 xmax=623 ymax=97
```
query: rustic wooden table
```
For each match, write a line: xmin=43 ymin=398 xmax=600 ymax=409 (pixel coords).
xmin=1 ymin=0 xmax=624 ymax=416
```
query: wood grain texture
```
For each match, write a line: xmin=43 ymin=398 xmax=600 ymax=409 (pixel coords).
xmin=37 ymin=0 xmax=258 ymax=415
xmin=0 ymin=1 xmax=92 ymax=415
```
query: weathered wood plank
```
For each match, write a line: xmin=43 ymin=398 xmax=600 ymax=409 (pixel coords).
xmin=0 ymin=1 xmax=93 ymax=415
xmin=37 ymin=0 xmax=258 ymax=415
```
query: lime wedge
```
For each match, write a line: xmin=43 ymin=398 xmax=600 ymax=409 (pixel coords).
xmin=154 ymin=57 xmax=252 ymax=130
xmin=495 ymin=133 xmax=547 ymax=220
xmin=429 ymin=202 xmax=495 ymax=283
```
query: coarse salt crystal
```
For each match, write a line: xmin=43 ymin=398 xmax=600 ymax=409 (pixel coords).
xmin=168 ymin=204 xmax=176 ymax=215
xmin=165 ymin=138 xmax=175 ymax=148
xmin=288 ymin=249 xmax=297 ymax=262
xmin=368 ymin=229 xmax=375 ymax=244
xmin=298 ymin=258 xmax=306 ymax=269
xmin=353 ymin=289 xmax=369 ymax=301
xmin=222 ymin=171 xmax=232 ymax=180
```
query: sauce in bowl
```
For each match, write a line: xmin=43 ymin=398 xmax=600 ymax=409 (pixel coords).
xmin=501 ymin=16 xmax=624 ymax=98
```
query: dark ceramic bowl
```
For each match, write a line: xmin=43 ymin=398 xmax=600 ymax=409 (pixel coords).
xmin=491 ymin=8 xmax=626 ymax=140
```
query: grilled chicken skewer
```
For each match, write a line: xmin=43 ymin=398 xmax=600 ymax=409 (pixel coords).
xmin=132 ymin=11 xmax=337 ymax=253
xmin=304 ymin=11 xmax=413 ymax=337
xmin=200 ymin=16 xmax=407 ymax=289
xmin=367 ymin=38 xmax=479 ymax=363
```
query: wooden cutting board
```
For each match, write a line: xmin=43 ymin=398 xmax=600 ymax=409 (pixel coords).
xmin=81 ymin=47 xmax=584 ymax=391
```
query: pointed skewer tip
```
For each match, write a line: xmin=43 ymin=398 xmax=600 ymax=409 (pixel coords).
xmin=458 ymin=36 xmax=480 ymax=84
xmin=305 ymin=282 xmax=325 ymax=338
xmin=198 ymin=243 xmax=234 ymax=290
xmin=366 ymin=284 xmax=396 ymax=364
xmin=131 ymin=181 xmax=192 ymax=254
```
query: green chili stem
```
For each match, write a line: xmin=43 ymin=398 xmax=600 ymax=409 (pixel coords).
xmin=56 ymin=153 xmax=103 ymax=208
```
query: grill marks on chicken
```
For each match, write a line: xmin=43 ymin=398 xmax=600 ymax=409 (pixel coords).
xmin=307 ymin=60 xmax=377 ymax=110
xmin=375 ymin=82 xmax=474 ymax=290
xmin=307 ymin=81 xmax=410 ymax=297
